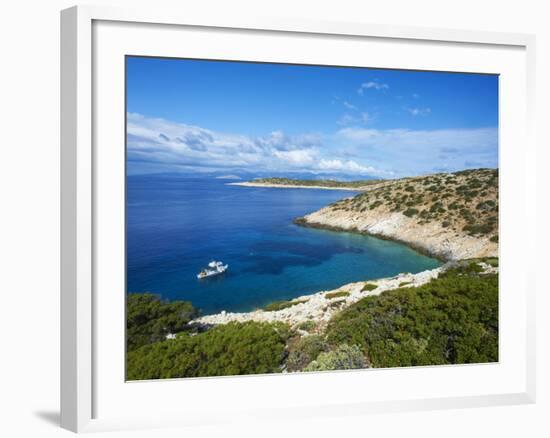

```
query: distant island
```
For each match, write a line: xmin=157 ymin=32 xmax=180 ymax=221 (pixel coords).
xmin=229 ymin=177 xmax=384 ymax=191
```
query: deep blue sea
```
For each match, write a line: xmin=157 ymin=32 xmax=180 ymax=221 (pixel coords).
xmin=127 ymin=175 xmax=441 ymax=315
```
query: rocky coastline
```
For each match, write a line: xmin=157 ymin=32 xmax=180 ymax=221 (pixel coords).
xmin=199 ymin=169 xmax=499 ymax=328
xmin=192 ymin=262 xmax=499 ymax=329
xmin=192 ymin=267 xmax=442 ymax=328
xmin=295 ymin=209 xmax=497 ymax=261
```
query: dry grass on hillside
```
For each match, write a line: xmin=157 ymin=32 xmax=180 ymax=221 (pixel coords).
xmin=327 ymin=168 xmax=499 ymax=242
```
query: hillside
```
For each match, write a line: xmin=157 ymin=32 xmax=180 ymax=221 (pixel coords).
xmin=295 ymin=168 xmax=498 ymax=260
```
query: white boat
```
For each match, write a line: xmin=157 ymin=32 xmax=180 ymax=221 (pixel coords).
xmin=197 ymin=260 xmax=228 ymax=279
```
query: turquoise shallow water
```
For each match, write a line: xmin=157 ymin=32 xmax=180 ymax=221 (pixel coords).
xmin=127 ymin=175 xmax=441 ymax=315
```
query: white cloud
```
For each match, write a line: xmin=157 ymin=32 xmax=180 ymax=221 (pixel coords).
xmin=127 ymin=113 xmax=497 ymax=179
xmin=337 ymin=127 xmax=497 ymax=151
xmin=127 ymin=113 xmax=389 ymax=177
xmin=337 ymin=112 xmax=373 ymax=127
xmin=357 ymin=80 xmax=389 ymax=95
xmin=343 ymin=101 xmax=357 ymax=110
xmin=273 ymin=148 xmax=316 ymax=165
xmin=336 ymin=126 xmax=498 ymax=176
xmin=361 ymin=112 xmax=372 ymax=124
xmin=336 ymin=127 xmax=381 ymax=142
xmin=318 ymin=159 xmax=387 ymax=175
xmin=406 ymin=107 xmax=431 ymax=116
xmin=336 ymin=114 xmax=358 ymax=126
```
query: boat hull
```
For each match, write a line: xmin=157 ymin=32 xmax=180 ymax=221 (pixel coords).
xmin=197 ymin=264 xmax=228 ymax=279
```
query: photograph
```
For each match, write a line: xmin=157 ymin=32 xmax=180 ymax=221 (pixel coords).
xmin=125 ymin=56 xmax=499 ymax=380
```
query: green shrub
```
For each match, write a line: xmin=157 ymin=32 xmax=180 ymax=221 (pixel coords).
xmin=304 ymin=344 xmax=367 ymax=372
xmin=286 ymin=335 xmax=329 ymax=371
xmin=263 ymin=299 xmax=307 ymax=311
xmin=296 ymin=320 xmax=317 ymax=332
xmin=370 ymin=200 xmax=383 ymax=209
xmin=490 ymin=235 xmax=499 ymax=243
xmin=326 ymin=271 xmax=498 ymax=368
xmin=430 ymin=202 xmax=443 ymax=213
xmin=463 ymin=223 xmax=493 ymax=236
xmin=403 ymin=208 xmax=419 ymax=217
xmin=477 ymin=200 xmax=496 ymax=211
xmin=398 ymin=281 xmax=412 ymax=287
xmin=127 ymin=293 xmax=199 ymax=351
xmin=325 ymin=291 xmax=350 ymax=299
xmin=127 ymin=321 xmax=290 ymax=380
xmin=440 ymin=261 xmax=484 ymax=277
xmin=361 ymin=283 xmax=378 ymax=292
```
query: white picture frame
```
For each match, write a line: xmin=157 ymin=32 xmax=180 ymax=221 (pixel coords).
xmin=60 ymin=4 xmax=537 ymax=433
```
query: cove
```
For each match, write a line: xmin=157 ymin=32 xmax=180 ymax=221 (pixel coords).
xmin=126 ymin=175 xmax=441 ymax=315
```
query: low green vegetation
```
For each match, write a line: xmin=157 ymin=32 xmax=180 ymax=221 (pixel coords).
xmin=326 ymin=266 xmax=498 ymax=367
xmin=403 ymin=207 xmax=419 ymax=217
xmin=462 ymin=257 xmax=498 ymax=268
xmin=304 ymin=344 xmax=367 ymax=371
xmin=443 ymin=259 xmax=484 ymax=276
xmin=127 ymin=321 xmax=290 ymax=380
xmin=127 ymin=293 xmax=199 ymax=351
xmin=325 ymin=290 xmax=350 ymax=299
xmin=296 ymin=320 xmax=317 ymax=332
xmin=463 ymin=223 xmax=493 ymax=236
xmin=127 ymin=264 xmax=499 ymax=378
xmin=286 ymin=335 xmax=329 ymax=371
xmin=361 ymin=283 xmax=378 ymax=292
xmin=263 ymin=298 xmax=308 ymax=312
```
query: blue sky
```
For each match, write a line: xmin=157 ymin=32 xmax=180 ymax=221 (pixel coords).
xmin=126 ymin=56 xmax=498 ymax=178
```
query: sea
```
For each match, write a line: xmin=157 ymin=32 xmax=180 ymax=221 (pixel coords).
xmin=127 ymin=174 xmax=441 ymax=315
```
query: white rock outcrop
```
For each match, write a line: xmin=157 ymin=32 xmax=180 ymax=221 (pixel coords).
xmin=192 ymin=266 xmax=444 ymax=328
xmin=302 ymin=206 xmax=497 ymax=261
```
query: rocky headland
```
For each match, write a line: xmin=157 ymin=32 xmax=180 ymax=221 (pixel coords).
xmin=296 ymin=168 xmax=498 ymax=261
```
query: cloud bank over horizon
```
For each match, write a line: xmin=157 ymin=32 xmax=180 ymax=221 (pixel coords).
xmin=126 ymin=58 xmax=498 ymax=179
xmin=127 ymin=113 xmax=498 ymax=179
